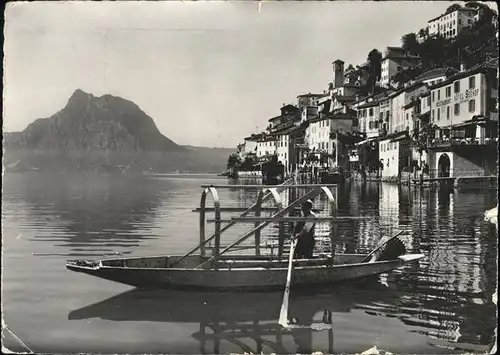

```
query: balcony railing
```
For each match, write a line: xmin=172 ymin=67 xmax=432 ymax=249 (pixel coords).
xmin=428 ymin=137 xmax=499 ymax=148
xmin=424 ymin=168 xmax=498 ymax=179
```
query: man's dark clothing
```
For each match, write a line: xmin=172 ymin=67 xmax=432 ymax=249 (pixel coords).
xmin=293 ymin=211 xmax=316 ymax=259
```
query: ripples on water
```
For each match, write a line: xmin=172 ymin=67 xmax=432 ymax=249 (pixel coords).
xmin=1 ymin=172 xmax=497 ymax=354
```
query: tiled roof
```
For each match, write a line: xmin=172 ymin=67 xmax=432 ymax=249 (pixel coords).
xmin=244 ymin=133 xmax=263 ymax=141
xmin=430 ymin=65 xmax=497 ymax=90
xmin=310 ymin=110 xmax=357 ymax=123
xmin=383 ymin=54 xmax=421 ymax=61
xmin=356 ymin=101 xmax=380 ymax=109
xmin=389 ymin=81 xmax=426 ymax=98
xmin=275 ymin=125 xmax=303 ymax=136
xmin=428 ymin=7 xmax=478 ymax=23
xmin=414 ymin=67 xmax=458 ymax=82
xmin=378 ymin=131 xmax=409 ymax=142
xmin=333 ymin=95 xmax=356 ymax=102
xmin=297 ymin=93 xmax=326 ymax=98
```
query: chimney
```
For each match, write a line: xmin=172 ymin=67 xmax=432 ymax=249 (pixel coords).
xmin=460 ymin=62 xmax=467 ymax=72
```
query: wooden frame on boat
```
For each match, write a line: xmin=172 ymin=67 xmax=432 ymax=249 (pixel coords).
xmin=65 ymin=179 xmax=425 ymax=290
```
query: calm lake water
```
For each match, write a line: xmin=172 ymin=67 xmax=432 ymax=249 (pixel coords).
xmin=2 ymin=172 xmax=497 ymax=354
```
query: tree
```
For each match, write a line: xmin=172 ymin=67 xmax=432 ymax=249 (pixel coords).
xmin=467 ymin=2 xmax=497 ymax=27
xmin=240 ymin=153 xmax=257 ymax=171
xmin=226 ymin=153 xmax=242 ymax=172
xmin=445 ymin=4 xmax=462 ymax=14
xmin=366 ymin=49 xmax=382 ymax=92
xmin=391 ymin=65 xmax=424 ymax=88
xmin=401 ymin=33 xmax=420 ymax=55
xmin=418 ymin=28 xmax=429 ymax=40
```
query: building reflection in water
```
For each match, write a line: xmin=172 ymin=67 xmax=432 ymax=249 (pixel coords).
xmin=391 ymin=187 xmax=496 ymax=346
xmin=68 ymin=283 xmax=400 ymax=354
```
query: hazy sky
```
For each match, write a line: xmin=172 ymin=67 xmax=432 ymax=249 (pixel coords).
xmin=4 ymin=1 xmax=488 ymax=148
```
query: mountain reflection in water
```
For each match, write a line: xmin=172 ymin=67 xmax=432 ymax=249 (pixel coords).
xmin=1 ymin=173 xmax=497 ymax=354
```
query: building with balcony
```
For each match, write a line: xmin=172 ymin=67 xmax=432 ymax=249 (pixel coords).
xmin=305 ymin=108 xmax=359 ymax=170
xmin=379 ymin=96 xmax=392 ymax=136
xmin=389 ymin=81 xmax=429 ymax=134
xmin=429 ymin=65 xmax=498 ymax=129
xmin=353 ymin=89 xmax=394 ymax=140
xmin=379 ymin=131 xmax=412 ymax=179
xmin=379 ymin=47 xmax=422 ymax=88
xmin=256 ymin=135 xmax=277 ymax=160
xmin=427 ymin=6 xmax=478 ymax=40
xmin=275 ymin=124 xmax=307 ymax=175
xmin=425 ymin=65 xmax=498 ymax=178
xmin=356 ymin=101 xmax=380 ymax=139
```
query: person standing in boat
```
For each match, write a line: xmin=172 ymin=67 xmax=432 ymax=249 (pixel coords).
xmin=292 ymin=200 xmax=316 ymax=259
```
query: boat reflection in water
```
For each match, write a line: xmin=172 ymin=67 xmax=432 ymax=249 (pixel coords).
xmin=69 ymin=281 xmax=397 ymax=354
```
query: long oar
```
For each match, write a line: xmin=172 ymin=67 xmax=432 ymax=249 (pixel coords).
xmin=278 ymin=237 xmax=298 ymax=327
xmin=361 ymin=230 xmax=406 ymax=263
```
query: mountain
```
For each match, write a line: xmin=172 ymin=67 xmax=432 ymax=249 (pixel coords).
xmin=3 ymin=90 xmax=235 ymax=173
xmin=4 ymin=89 xmax=183 ymax=151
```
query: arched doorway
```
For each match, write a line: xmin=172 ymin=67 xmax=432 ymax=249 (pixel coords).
xmin=438 ymin=153 xmax=451 ymax=178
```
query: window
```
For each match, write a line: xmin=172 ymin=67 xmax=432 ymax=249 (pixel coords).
xmin=326 ymin=120 xmax=329 ymax=126
xmin=437 ymin=90 xmax=441 ymax=100
xmin=454 ymin=103 xmax=460 ymax=115
xmin=431 ymin=109 xmax=435 ymax=121
xmin=454 ymin=81 xmax=460 ymax=93
xmin=437 ymin=108 xmax=440 ymax=121
xmin=379 ymin=112 xmax=383 ymax=120
xmin=369 ymin=121 xmax=373 ymax=129
xmin=459 ymin=19 xmax=462 ymax=25
xmin=370 ymin=108 xmax=374 ymax=116
xmin=427 ymin=97 xmax=431 ymax=106
xmin=446 ymin=86 xmax=451 ymax=97
xmin=469 ymin=99 xmax=475 ymax=112
xmin=432 ymin=92 xmax=435 ymax=102
xmin=469 ymin=76 xmax=476 ymax=89
xmin=375 ymin=121 xmax=379 ymax=129
xmin=447 ymin=106 xmax=450 ymax=119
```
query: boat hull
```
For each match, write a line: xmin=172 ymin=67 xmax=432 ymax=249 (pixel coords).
xmin=66 ymin=254 xmax=423 ymax=291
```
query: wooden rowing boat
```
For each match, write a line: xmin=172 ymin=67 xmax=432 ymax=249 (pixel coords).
xmin=66 ymin=182 xmax=424 ymax=291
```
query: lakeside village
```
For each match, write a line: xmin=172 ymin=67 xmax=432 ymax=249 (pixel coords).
xmin=226 ymin=3 xmax=499 ymax=188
